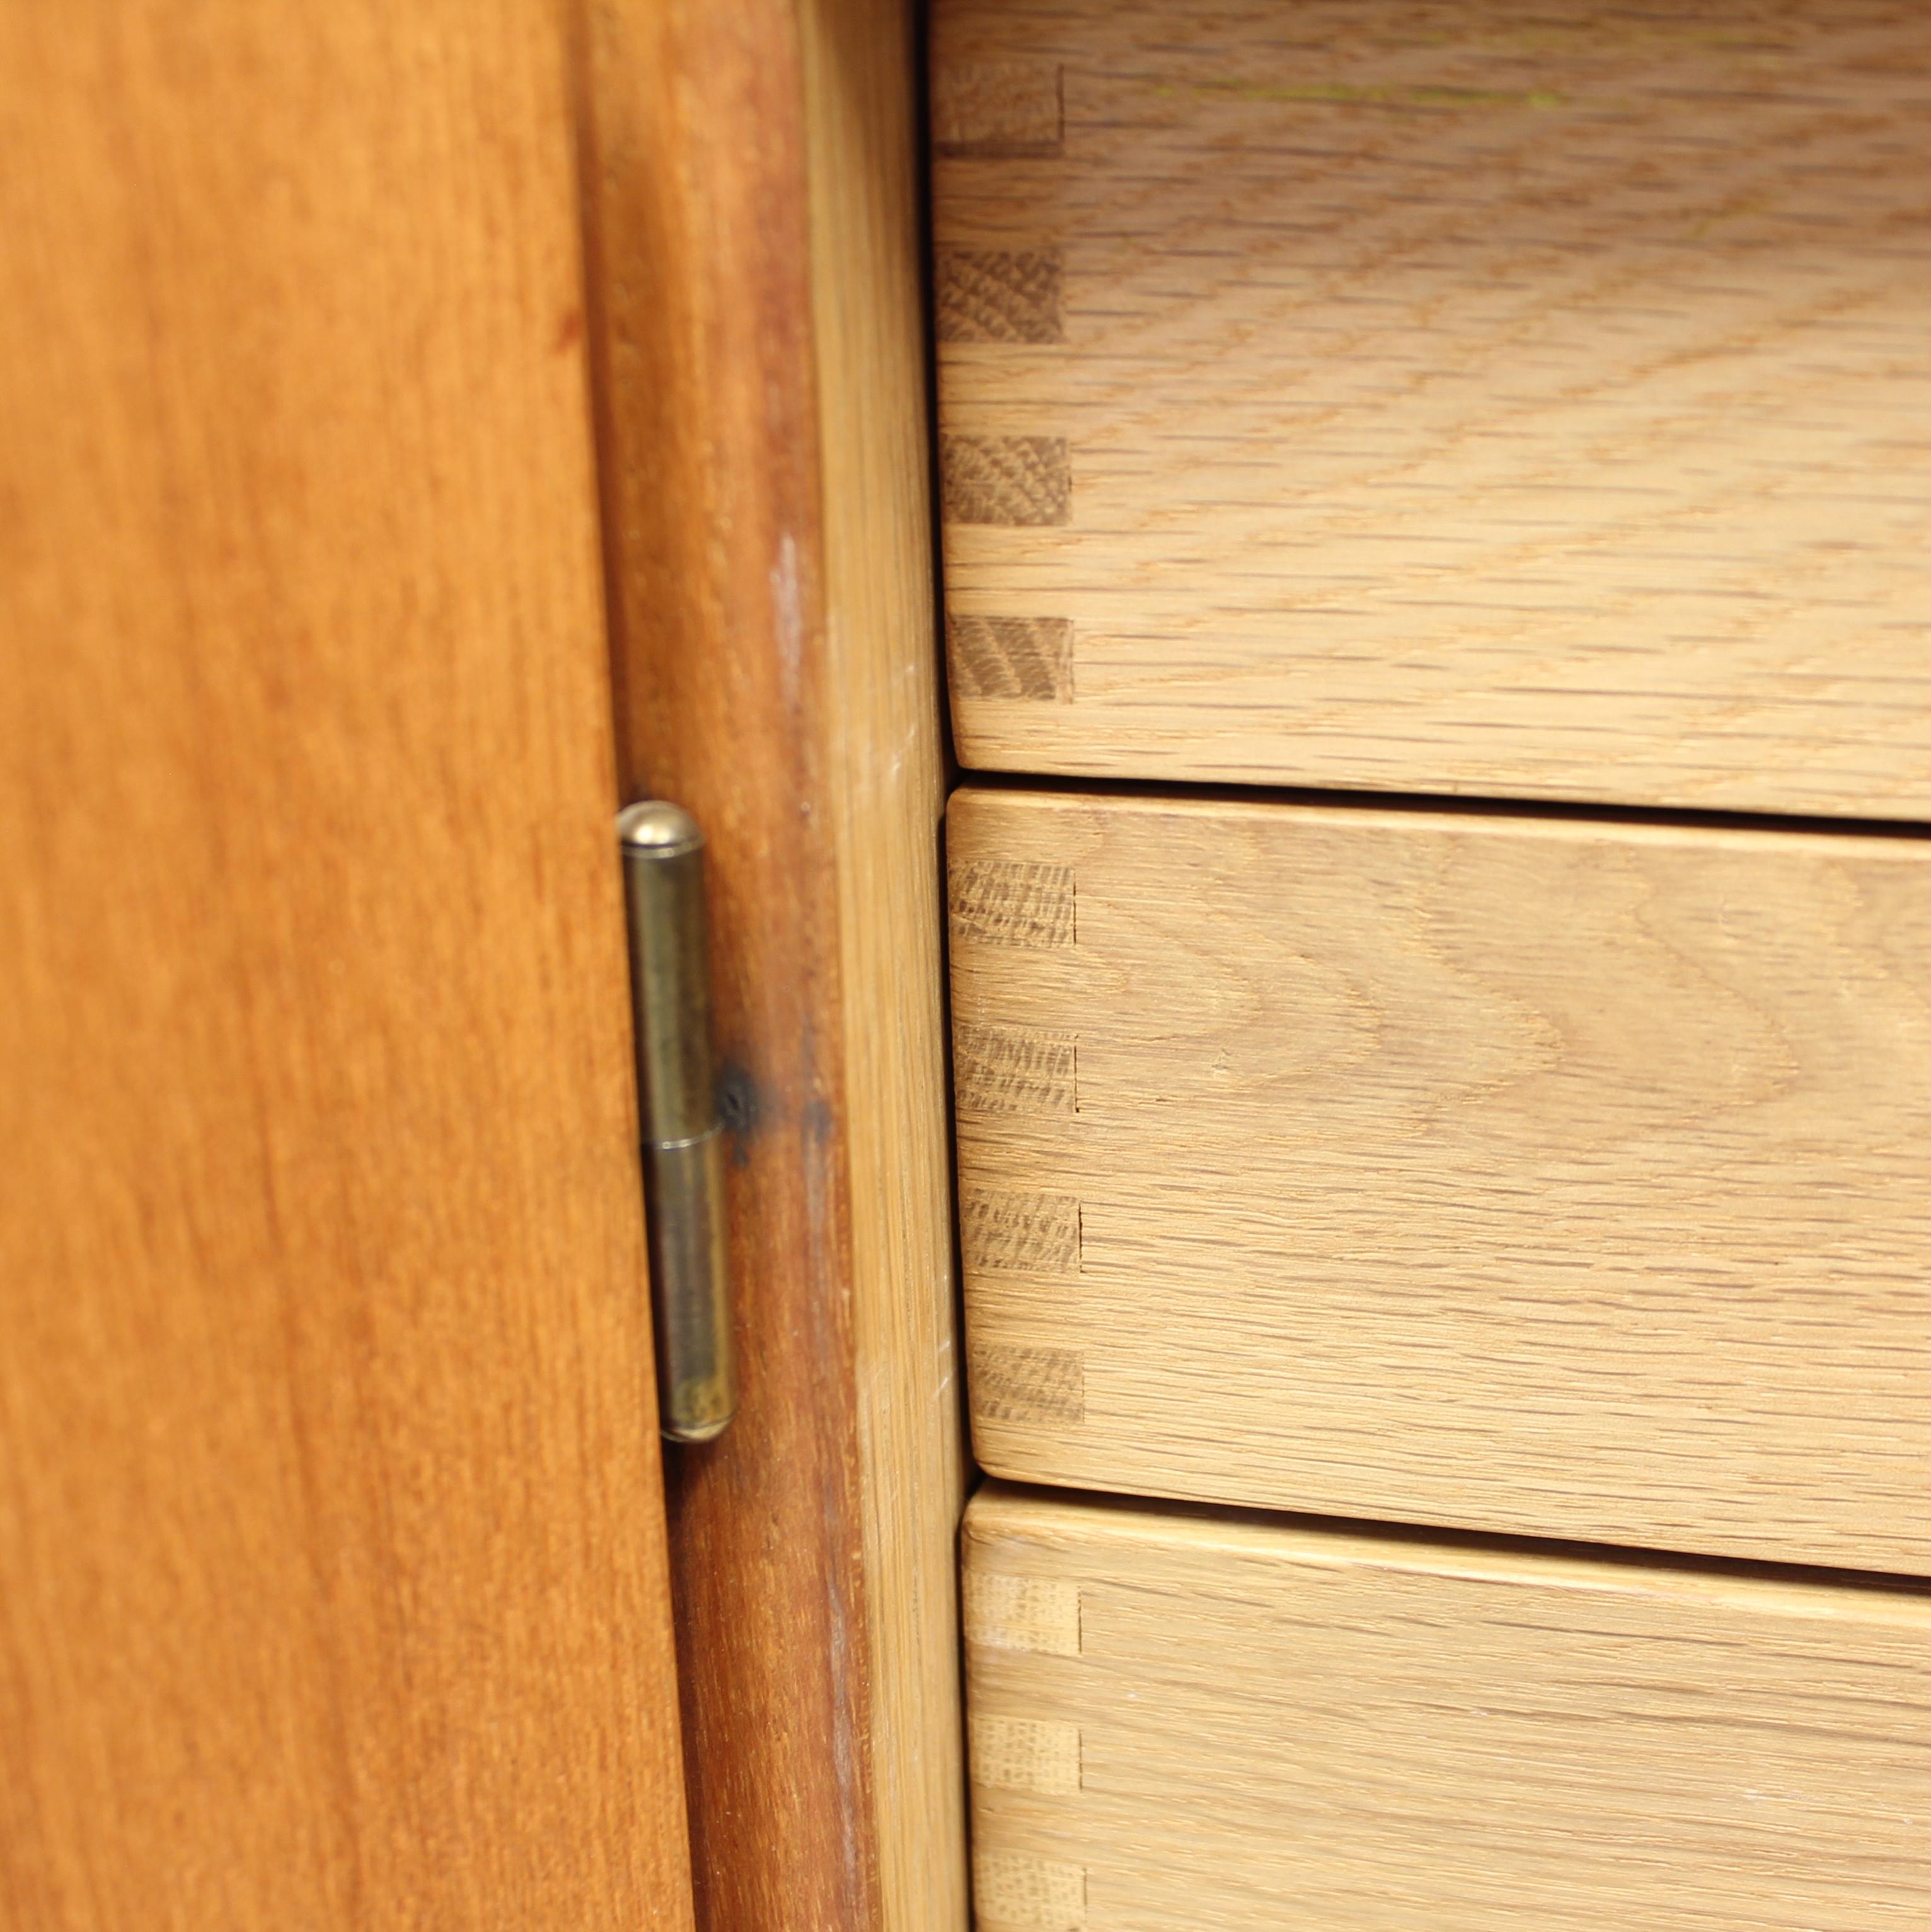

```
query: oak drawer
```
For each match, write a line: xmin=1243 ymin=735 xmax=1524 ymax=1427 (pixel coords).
xmin=966 ymin=1483 xmax=1931 ymax=1932
xmin=933 ymin=0 xmax=1931 ymax=815
xmin=952 ymin=786 xmax=1931 ymax=1570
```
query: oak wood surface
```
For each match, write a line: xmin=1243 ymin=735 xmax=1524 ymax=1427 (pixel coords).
xmin=932 ymin=0 xmax=1931 ymax=815
xmin=966 ymin=1483 xmax=1931 ymax=1932
xmin=952 ymin=786 xmax=1931 ymax=1571
xmin=0 ymin=6 xmax=694 ymax=1928
xmin=800 ymin=3 xmax=972 ymax=1928
xmin=578 ymin=1 xmax=966 ymax=1926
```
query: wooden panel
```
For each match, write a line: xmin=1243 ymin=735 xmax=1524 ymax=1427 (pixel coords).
xmin=0 ymin=6 xmax=693 ymax=1929
xmin=966 ymin=1483 xmax=1931 ymax=1932
xmin=933 ymin=0 xmax=1931 ymax=815
xmin=577 ymin=0 xmax=966 ymax=1926
xmin=952 ymin=786 xmax=1931 ymax=1570
xmin=800 ymin=0 xmax=972 ymax=1925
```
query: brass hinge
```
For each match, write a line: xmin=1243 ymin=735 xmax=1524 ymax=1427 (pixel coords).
xmin=617 ymin=802 xmax=736 ymax=1444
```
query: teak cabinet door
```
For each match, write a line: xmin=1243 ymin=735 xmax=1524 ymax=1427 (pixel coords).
xmin=0 ymin=8 xmax=695 ymax=1929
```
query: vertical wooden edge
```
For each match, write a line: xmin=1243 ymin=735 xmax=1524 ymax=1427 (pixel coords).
xmin=798 ymin=3 xmax=972 ymax=1930
xmin=571 ymin=2 xmax=884 ymax=1928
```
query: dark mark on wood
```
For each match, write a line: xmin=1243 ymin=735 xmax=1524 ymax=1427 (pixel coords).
xmin=715 ymin=1061 xmax=760 ymax=1167
xmin=940 ymin=435 xmax=1071 ymax=526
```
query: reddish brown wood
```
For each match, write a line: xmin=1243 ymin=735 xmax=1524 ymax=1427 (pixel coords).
xmin=0 ymin=6 xmax=695 ymax=1927
xmin=574 ymin=5 xmax=879 ymax=1928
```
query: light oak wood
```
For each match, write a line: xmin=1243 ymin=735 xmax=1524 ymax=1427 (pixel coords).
xmin=802 ymin=2 xmax=971 ymax=1926
xmin=579 ymin=1 xmax=967 ymax=1925
xmin=932 ymin=0 xmax=1931 ymax=815
xmin=952 ymin=786 xmax=1931 ymax=1571
xmin=0 ymin=6 xmax=693 ymax=1927
xmin=966 ymin=1483 xmax=1931 ymax=1932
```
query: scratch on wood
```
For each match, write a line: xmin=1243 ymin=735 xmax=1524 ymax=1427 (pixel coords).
xmin=940 ymin=435 xmax=1071 ymax=526
xmin=954 ymin=1022 xmax=1077 ymax=1115
xmin=933 ymin=63 xmax=1064 ymax=158
xmin=971 ymin=1343 xmax=1085 ymax=1425
xmin=960 ymin=1188 xmax=1081 ymax=1275
xmin=951 ymin=860 xmax=1076 ymax=949
xmin=950 ymin=615 xmax=1074 ymax=701
xmin=937 ymin=248 xmax=1064 ymax=343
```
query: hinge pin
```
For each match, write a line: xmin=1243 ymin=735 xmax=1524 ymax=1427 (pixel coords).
xmin=617 ymin=800 xmax=735 ymax=1444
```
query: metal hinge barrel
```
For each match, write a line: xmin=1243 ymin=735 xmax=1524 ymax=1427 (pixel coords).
xmin=617 ymin=800 xmax=736 ymax=1444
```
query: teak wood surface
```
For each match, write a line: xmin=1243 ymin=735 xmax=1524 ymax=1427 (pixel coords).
xmin=952 ymin=786 xmax=1931 ymax=1571
xmin=577 ymin=1 xmax=967 ymax=1927
xmin=932 ymin=0 xmax=1931 ymax=815
xmin=1 ymin=6 xmax=693 ymax=1928
xmin=966 ymin=1483 xmax=1931 ymax=1932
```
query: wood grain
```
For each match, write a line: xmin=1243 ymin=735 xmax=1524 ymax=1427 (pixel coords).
xmin=952 ymin=786 xmax=1931 ymax=1571
xmin=576 ymin=7 xmax=873 ymax=1928
xmin=937 ymin=248 xmax=1065 ymax=345
xmin=949 ymin=616 xmax=1074 ymax=703
xmin=0 ymin=7 xmax=694 ymax=1928
xmin=961 ymin=1188 xmax=1082 ymax=1275
xmin=941 ymin=434 xmax=1074 ymax=526
xmin=933 ymin=0 xmax=1931 ymax=815
xmin=967 ymin=1483 xmax=1931 ymax=1932
xmin=951 ymin=860 xmax=1077 ymax=949
xmin=955 ymin=1021 xmax=1079 ymax=1117
xmin=971 ymin=1346 xmax=1087 ymax=1427
xmin=577 ymin=0 xmax=967 ymax=1926
xmin=801 ymin=1 xmax=972 ymax=1926
xmin=964 ymin=1568 xmax=1081 ymax=1657
xmin=934 ymin=61 xmax=1064 ymax=158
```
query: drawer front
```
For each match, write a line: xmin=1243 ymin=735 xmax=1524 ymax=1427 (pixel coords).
xmin=933 ymin=0 xmax=1931 ymax=815
xmin=966 ymin=1484 xmax=1931 ymax=1932
xmin=952 ymin=786 xmax=1931 ymax=1569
